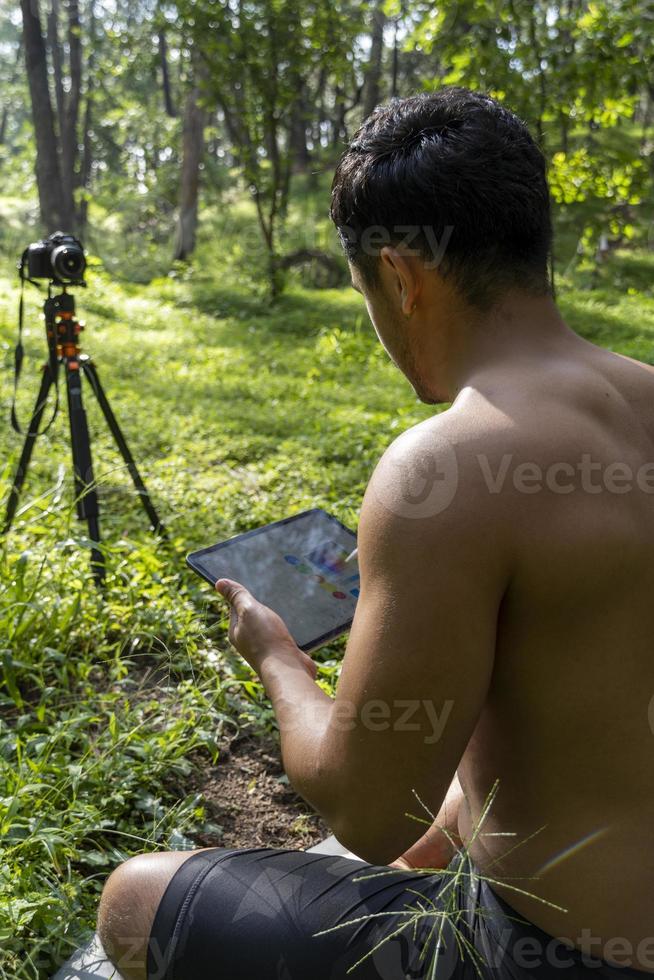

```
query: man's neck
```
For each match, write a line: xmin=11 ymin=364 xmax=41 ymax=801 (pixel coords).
xmin=432 ymin=291 xmax=583 ymax=403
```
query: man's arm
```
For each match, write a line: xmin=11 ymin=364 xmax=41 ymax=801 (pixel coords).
xmin=281 ymin=429 xmax=510 ymax=864
xmin=217 ymin=425 xmax=510 ymax=866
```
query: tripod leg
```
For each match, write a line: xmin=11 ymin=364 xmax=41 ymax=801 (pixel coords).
xmin=81 ymin=358 xmax=166 ymax=537
xmin=64 ymin=358 xmax=105 ymax=584
xmin=3 ymin=362 xmax=56 ymax=534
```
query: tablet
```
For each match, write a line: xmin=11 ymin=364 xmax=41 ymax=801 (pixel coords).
xmin=186 ymin=508 xmax=359 ymax=652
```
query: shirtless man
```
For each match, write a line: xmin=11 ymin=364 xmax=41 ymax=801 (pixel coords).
xmin=98 ymin=88 xmax=654 ymax=979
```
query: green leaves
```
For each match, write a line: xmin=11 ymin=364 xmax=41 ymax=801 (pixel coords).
xmin=407 ymin=0 xmax=653 ymax=272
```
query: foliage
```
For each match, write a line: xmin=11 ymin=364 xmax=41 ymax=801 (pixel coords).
xmin=4 ymin=0 xmax=654 ymax=287
xmin=408 ymin=0 xmax=654 ymax=266
xmin=172 ymin=0 xmax=365 ymax=293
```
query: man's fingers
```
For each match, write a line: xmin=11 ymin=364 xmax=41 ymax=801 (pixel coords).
xmin=228 ymin=606 xmax=239 ymax=644
xmin=389 ymin=857 xmax=415 ymax=870
xmin=215 ymin=578 xmax=250 ymax=609
xmin=301 ymin=651 xmax=318 ymax=679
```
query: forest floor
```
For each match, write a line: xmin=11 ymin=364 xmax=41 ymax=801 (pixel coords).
xmin=0 ymin=200 xmax=653 ymax=976
xmin=191 ymin=731 xmax=327 ymax=850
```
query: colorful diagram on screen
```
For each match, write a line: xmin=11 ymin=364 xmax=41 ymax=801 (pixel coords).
xmin=283 ymin=540 xmax=360 ymax=599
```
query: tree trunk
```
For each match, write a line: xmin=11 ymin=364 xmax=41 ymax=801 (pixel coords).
xmin=46 ymin=0 xmax=79 ymax=226
xmin=332 ymin=87 xmax=347 ymax=146
xmin=559 ymin=109 xmax=569 ymax=154
xmin=158 ymin=29 xmax=177 ymax=117
xmin=64 ymin=0 xmax=82 ymax=191
xmin=0 ymin=41 xmax=23 ymax=146
xmin=640 ymin=82 xmax=654 ymax=155
xmin=391 ymin=17 xmax=399 ymax=97
xmin=173 ymin=76 xmax=206 ymax=261
xmin=20 ymin=0 xmax=70 ymax=232
xmin=47 ymin=0 xmax=65 ymax=131
xmin=289 ymin=82 xmax=310 ymax=173
xmin=78 ymin=0 xmax=96 ymax=237
xmin=362 ymin=0 xmax=386 ymax=118
xmin=527 ymin=4 xmax=547 ymax=149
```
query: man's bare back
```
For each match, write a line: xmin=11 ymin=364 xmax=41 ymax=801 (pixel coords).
xmin=436 ymin=334 xmax=654 ymax=969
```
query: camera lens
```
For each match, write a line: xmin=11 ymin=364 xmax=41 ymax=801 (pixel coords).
xmin=51 ymin=243 xmax=86 ymax=281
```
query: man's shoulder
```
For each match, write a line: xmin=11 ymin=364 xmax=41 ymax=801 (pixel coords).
xmin=359 ymin=408 xmax=515 ymax=588
xmin=615 ymin=351 xmax=654 ymax=376
xmin=365 ymin=405 xmax=519 ymax=531
xmin=380 ymin=400 xmax=522 ymax=480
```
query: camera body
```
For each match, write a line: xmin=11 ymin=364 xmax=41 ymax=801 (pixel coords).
xmin=24 ymin=231 xmax=86 ymax=285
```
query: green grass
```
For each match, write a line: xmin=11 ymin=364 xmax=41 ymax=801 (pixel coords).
xmin=0 ymin=188 xmax=653 ymax=976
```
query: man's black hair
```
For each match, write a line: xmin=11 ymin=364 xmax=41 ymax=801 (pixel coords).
xmin=330 ymin=87 xmax=553 ymax=310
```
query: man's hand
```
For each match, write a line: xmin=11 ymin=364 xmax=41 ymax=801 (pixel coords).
xmin=388 ymin=825 xmax=459 ymax=870
xmin=389 ymin=774 xmax=465 ymax=870
xmin=215 ymin=578 xmax=317 ymax=680
xmin=214 ymin=578 xmax=333 ymax=808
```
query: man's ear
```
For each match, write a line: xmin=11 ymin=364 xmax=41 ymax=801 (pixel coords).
xmin=380 ymin=247 xmax=421 ymax=316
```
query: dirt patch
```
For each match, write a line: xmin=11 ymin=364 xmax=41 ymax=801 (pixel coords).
xmin=193 ymin=731 xmax=329 ymax=850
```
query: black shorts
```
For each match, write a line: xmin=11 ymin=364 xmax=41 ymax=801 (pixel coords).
xmin=146 ymin=846 xmax=650 ymax=979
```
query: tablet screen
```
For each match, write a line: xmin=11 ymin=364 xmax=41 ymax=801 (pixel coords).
xmin=187 ymin=508 xmax=359 ymax=651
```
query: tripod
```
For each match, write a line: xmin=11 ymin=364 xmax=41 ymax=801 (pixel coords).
xmin=4 ymin=285 xmax=166 ymax=584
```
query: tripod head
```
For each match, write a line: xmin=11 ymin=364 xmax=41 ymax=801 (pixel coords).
xmin=44 ymin=288 xmax=85 ymax=364
xmin=10 ymin=279 xmax=87 ymax=438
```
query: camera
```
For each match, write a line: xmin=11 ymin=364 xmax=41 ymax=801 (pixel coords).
xmin=22 ymin=231 xmax=86 ymax=285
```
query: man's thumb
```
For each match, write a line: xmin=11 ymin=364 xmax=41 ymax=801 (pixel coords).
xmin=215 ymin=578 xmax=248 ymax=607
